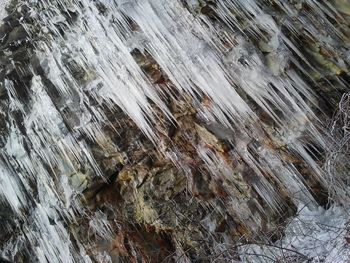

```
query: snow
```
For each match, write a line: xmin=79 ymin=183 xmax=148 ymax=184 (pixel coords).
xmin=239 ymin=204 xmax=350 ymax=263
xmin=0 ymin=0 xmax=11 ymax=23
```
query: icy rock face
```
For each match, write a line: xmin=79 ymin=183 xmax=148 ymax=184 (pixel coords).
xmin=0 ymin=0 xmax=349 ymax=262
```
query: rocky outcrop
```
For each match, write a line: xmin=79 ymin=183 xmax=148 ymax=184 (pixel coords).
xmin=0 ymin=0 xmax=349 ymax=262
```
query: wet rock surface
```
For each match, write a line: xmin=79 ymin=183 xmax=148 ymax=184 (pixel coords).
xmin=0 ymin=0 xmax=349 ymax=262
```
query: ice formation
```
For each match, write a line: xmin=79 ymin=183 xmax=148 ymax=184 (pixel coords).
xmin=0 ymin=0 xmax=349 ymax=262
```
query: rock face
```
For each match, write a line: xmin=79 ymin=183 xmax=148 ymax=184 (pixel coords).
xmin=0 ymin=0 xmax=349 ymax=262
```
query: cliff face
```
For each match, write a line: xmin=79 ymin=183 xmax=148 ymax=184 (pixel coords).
xmin=0 ymin=0 xmax=349 ymax=262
